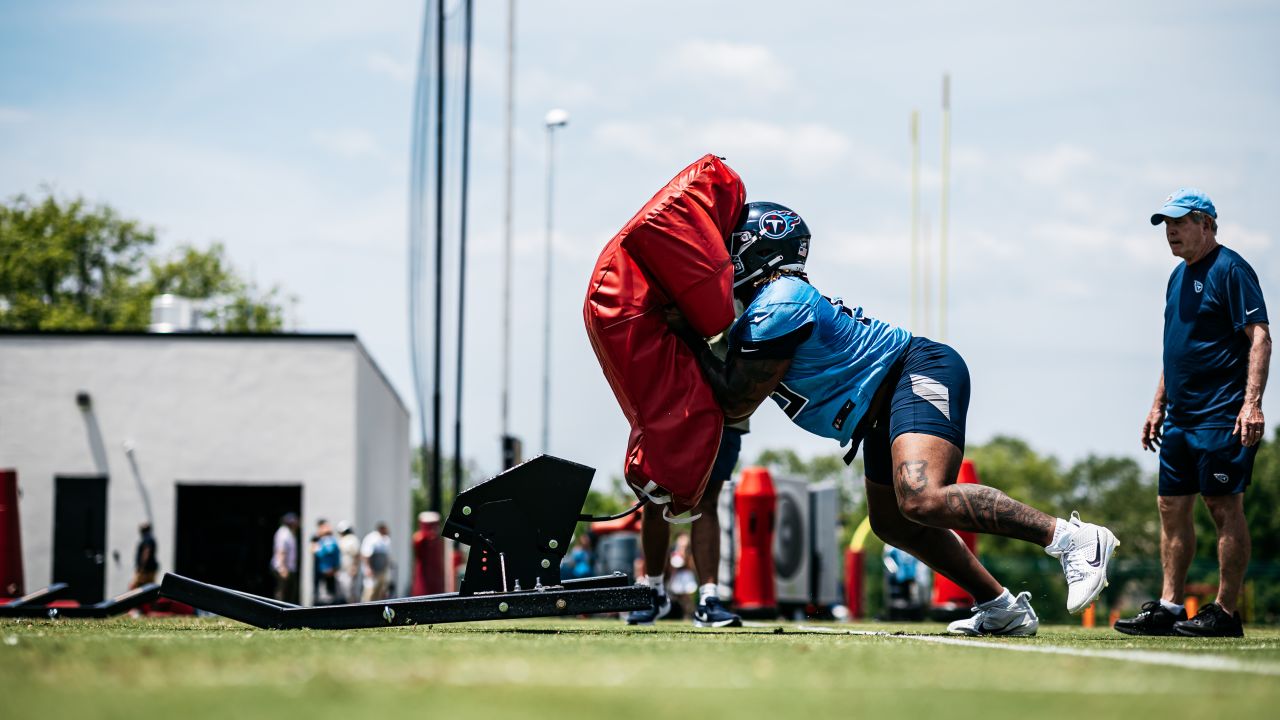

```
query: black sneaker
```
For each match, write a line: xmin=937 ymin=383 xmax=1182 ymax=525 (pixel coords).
xmin=1174 ymin=602 xmax=1244 ymax=638
xmin=693 ymin=597 xmax=742 ymax=628
xmin=1114 ymin=600 xmax=1186 ymax=636
xmin=626 ymin=592 xmax=672 ymax=625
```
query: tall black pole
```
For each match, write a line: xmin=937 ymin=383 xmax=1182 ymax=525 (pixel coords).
xmin=430 ymin=0 xmax=446 ymax=514
xmin=500 ymin=0 xmax=516 ymax=468
xmin=453 ymin=0 xmax=473 ymax=504
xmin=408 ymin=0 xmax=433 ymax=503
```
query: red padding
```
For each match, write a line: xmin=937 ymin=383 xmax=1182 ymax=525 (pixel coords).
xmin=584 ymin=154 xmax=745 ymax=514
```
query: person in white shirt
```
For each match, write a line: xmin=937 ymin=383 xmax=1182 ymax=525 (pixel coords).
xmin=336 ymin=521 xmax=362 ymax=604
xmin=361 ymin=521 xmax=392 ymax=601
xmin=271 ymin=512 xmax=299 ymax=602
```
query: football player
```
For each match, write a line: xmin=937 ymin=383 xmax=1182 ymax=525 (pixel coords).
xmin=667 ymin=201 xmax=1121 ymax=635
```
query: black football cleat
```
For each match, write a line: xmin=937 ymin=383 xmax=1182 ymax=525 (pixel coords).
xmin=693 ymin=597 xmax=742 ymax=628
xmin=1173 ymin=602 xmax=1244 ymax=638
xmin=626 ymin=592 xmax=672 ymax=626
xmin=1114 ymin=600 xmax=1186 ymax=636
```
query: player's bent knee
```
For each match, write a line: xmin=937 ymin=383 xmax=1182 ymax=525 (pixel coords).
xmin=897 ymin=492 xmax=946 ymax=527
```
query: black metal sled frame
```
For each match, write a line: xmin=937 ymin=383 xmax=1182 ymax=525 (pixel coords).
xmin=160 ymin=571 xmax=649 ymax=629
xmin=0 ymin=583 xmax=161 ymax=619
xmin=158 ymin=456 xmax=653 ymax=629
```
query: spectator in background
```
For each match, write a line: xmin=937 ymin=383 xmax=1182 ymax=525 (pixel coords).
xmin=361 ymin=521 xmax=392 ymax=601
xmin=561 ymin=532 xmax=594 ymax=580
xmin=336 ymin=521 xmax=361 ymax=603
xmin=129 ymin=522 xmax=159 ymax=589
xmin=312 ymin=519 xmax=341 ymax=605
xmin=272 ymin=512 xmax=299 ymax=602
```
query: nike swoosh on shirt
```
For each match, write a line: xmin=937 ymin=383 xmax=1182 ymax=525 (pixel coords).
xmin=1247 ymin=308 xmax=1260 ymax=315
xmin=751 ymin=314 xmax=769 ymax=323
xmin=739 ymin=347 xmax=760 ymax=354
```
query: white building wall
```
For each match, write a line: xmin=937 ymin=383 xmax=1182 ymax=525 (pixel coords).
xmin=0 ymin=333 xmax=408 ymax=604
xmin=354 ymin=345 xmax=412 ymax=595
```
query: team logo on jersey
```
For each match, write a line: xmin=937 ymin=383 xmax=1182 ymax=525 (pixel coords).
xmin=758 ymin=210 xmax=801 ymax=239
xmin=1194 ymin=280 xmax=1204 ymax=294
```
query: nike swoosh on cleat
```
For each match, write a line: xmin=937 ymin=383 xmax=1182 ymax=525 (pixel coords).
xmin=977 ymin=617 xmax=1020 ymax=634
xmin=1086 ymin=532 xmax=1103 ymax=567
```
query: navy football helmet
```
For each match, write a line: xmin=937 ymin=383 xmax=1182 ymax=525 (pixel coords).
xmin=728 ymin=201 xmax=811 ymax=291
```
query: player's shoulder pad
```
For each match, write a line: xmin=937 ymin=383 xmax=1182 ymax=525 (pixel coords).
xmin=738 ymin=277 xmax=817 ymax=342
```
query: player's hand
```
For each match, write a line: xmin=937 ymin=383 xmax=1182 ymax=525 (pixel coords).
xmin=1234 ymin=402 xmax=1265 ymax=447
xmin=1141 ymin=404 xmax=1165 ymax=452
xmin=663 ymin=304 xmax=690 ymax=334
xmin=663 ymin=305 xmax=705 ymax=349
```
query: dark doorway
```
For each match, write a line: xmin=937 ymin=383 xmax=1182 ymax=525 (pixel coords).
xmin=52 ymin=475 xmax=109 ymax=603
xmin=174 ymin=484 xmax=302 ymax=602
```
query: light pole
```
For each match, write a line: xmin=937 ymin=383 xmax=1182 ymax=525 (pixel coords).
xmin=542 ymin=108 xmax=569 ymax=455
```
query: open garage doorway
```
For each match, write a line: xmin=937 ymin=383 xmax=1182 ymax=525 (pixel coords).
xmin=174 ymin=483 xmax=302 ymax=603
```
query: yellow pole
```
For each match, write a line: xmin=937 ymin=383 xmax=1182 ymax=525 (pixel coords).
xmin=849 ymin=516 xmax=874 ymax=552
xmin=939 ymin=74 xmax=951 ymax=343
xmin=910 ymin=110 xmax=920 ymax=332
xmin=922 ymin=214 xmax=932 ymax=337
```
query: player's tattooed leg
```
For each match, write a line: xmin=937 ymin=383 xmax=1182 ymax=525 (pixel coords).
xmin=890 ymin=432 xmax=1055 ymax=545
xmin=897 ymin=460 xmax=929 ymax=497
xmin=943 ymin=484 xmax=1055 ymax=544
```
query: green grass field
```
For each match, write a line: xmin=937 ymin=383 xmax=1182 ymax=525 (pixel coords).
xmin=3 ymin=617 xmax=1279 ymax=719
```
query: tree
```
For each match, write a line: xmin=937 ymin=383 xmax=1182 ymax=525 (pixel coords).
xmin=0 ymin=191 xmax=287 ymax=331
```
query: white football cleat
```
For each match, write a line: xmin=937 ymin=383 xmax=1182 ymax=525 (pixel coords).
xmin=947 ymin=590 xmax=1038 ymax=637
xmin=1047 ymin=511 xmax=1119 ymax=614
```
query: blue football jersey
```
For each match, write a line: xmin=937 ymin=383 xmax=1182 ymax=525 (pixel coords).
xmin=1164 ymin=245 xmax=1268 ymax=427
xmin=728 ymin=276 xmax=912 ymax=444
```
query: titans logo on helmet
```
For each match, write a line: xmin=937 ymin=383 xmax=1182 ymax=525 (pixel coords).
xmin=758 ymin=210 xmax=801 ymax=239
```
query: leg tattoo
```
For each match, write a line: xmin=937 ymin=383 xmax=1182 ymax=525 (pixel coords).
xmin=897 ymin=460 xmax=929 ymax=497
xmin=943 ymin=485 xmax=1054 ymax=543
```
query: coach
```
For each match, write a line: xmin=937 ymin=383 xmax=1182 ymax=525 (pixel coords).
xmin=1117 ymin=188 xmax=1270 ymax=638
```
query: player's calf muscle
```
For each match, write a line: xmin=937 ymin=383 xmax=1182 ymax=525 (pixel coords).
xmin=941 ymin=484 xmax=1054 ymax=543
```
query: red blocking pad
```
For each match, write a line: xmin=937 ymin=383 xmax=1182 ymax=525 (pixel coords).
xmin=584 ymin=154 xmax=745 ymax=514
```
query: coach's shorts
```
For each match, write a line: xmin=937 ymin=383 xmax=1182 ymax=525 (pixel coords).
xmin=863 ymin=337 xmax=971 ymax=486
xmin=1159 ymin=424 xmax=1256 ymax=496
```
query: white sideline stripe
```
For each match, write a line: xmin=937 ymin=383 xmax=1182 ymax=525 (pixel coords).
xmin=793 ymin=625 xmax=1280 ymax=676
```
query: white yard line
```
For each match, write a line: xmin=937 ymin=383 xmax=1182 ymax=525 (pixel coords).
xmin=793 ymin=625 xmax=1280 ymax=676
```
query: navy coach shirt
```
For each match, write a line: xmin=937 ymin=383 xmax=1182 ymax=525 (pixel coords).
xmin=1164 ymin=245 xmax=1268 ymax=428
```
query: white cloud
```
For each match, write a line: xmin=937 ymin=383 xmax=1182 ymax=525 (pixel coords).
xmin=0 ymin=107 xmax=32 ymax=124
xmin=592 ymin=118 xmax=872 ymax=179
xmin=1018 ymin=144 xmax=1098 ymax=186
xmin=1220 ymin=222 xmax=1271 ymax=253
xmin=666 ymin=40 xmax=788 ymax=85
xmin=365 ymin=51 xmax=413 ymax=84
xmin=310 ymin=129 xmax=380 ymax=159
xmin=71 ymin=0 xmax=414 ymax=42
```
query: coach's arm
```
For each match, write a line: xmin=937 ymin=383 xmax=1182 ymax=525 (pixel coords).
xmin=1236 ymin=322 xmax=1271 ymax=447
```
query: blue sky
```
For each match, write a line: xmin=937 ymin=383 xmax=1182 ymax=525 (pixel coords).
xmin=3 ymin=0 xmax=1279 ymax=485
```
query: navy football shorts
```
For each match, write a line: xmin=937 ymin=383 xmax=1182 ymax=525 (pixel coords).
xmin=862 ymin=337 xmax=971 ymax=486
xmin=1158 ymin=424 xmax=1255 ymax=496
xmin=710 ymin=426 xmax=745 ymax=485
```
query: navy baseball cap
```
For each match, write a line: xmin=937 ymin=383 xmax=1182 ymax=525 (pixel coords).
xmin=1150 ymin=187 xmax=1216 ymax=225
